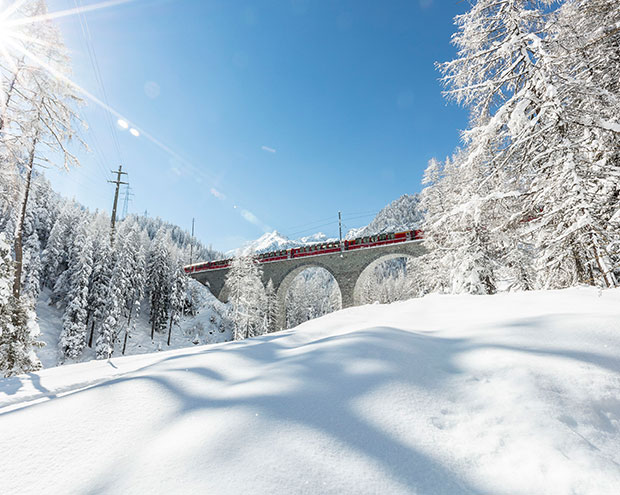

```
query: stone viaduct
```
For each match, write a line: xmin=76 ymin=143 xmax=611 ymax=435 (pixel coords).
xmin=190 ymin=240 xmax=426 ymax=330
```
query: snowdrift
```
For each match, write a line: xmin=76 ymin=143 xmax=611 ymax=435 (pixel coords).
xmin=1 ymin=287 xmax=620 ymax=494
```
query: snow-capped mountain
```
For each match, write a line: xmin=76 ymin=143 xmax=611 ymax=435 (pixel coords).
xmin=345 ymin=194 xmax=423 ymax=239
xmin=234 ymin=193 xmax=423 ymax=256
xmin=232 ymin=231 xmax=336 ymax=256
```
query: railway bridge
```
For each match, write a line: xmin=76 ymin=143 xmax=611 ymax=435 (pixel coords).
xmin=189 ymin=239 xmax=426 ymax=331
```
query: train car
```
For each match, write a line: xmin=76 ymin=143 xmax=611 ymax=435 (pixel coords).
xmin=291 ymin=241 xmax=341 ymax=259
xmin=185 ymin=230 xmax=423 ymax=274
xmin=257 ymin=250 xmax=289 ymax=263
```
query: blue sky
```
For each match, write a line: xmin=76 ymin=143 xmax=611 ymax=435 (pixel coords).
xmin=45 ymin=0 xmax=468 ymax=252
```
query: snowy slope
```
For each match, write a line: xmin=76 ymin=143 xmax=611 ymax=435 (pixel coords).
xmin=34 ymin=281 xmax=232 ymax=368
xmin=2 ymin=287 xmax=620 ymax=494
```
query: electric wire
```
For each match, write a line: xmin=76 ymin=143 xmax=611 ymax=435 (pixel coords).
xmin=285 ymin=220 xmax=339 ymax=239
xmin=73 ymin=0 xmax=124 ymax=168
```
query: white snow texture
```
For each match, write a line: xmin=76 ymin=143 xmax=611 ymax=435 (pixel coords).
xmin=1 ymin=287 xmax=619 ymax=494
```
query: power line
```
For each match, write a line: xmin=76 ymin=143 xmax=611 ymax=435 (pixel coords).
xmin=73 ymin=0 xmax=124 ymax=165
xmin=343 ymin=211 xmax=380 ymax=222
xmin=341 ymin=208 xmax=380 ymax=217
xmin=285 ymin=220 xmax=339 ymax=239
xmin=281 ymin=214 xmax=337 ymax=233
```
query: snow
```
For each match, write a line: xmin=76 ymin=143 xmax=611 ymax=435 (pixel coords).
xmin=34 ymin=284 xmax=232 ymax=368
xmin=2 ymin=287 xmax=620 ymax=494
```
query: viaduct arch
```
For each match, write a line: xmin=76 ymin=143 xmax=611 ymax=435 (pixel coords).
xmin=190 ymin=241 xmax=426 ymax=331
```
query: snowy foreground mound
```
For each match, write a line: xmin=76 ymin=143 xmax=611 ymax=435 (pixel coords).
xmin=2 ymin=288 xmax=620 ymax=494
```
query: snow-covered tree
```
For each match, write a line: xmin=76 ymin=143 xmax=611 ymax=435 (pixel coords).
xmin=84 ymin=214 xmax=113 ymax=348
xmin=285 ymin=268 xmax=340 ymax=328
xmin=525 ymin=0 xmax=620 ymax=288
xmin=264 ymin=279 xmax=277 ymax=332
xmin=58 ymin=221 xmax=93 ymax=361
xmin=21 ymin=231 xmax=42 ymax=301
xmin=41 ymin=201 xmax=79 ymax=291
xmin=225 ymin=255 xmax=267 ymax=340
xmin=117 ymin=220 xmax=147 ymax=354
xmin=167 ymin=266 xmax=187 ymax=346
xmin=0 ymin=232 xmax=43 ymax=376
xmin=147 ymin=228 xmax=172 ymax=339
xmin=1 ymin=0 xmax=84 ymax=299
xmin=424 ymin=0 xmax=620 ymax=292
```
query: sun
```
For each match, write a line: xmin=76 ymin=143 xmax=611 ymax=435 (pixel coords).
xmin=0 ymin=0 xmax=135 ymax=66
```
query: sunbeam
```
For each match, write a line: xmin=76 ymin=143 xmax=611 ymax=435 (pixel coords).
xmin=5 ymin=0 xmax=137 ymax=28
xmin=0 ymin=0 xmax=29 ymax=22
xmin=0 ymin=0 xmax=271 ymax=232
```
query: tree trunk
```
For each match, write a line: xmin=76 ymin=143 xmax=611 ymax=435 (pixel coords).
xmin=167 ymin=315 xmax=173 ymax=346
xmin=0 ymin=62 xmax=22 ymax=131
xmin=122 ymin=330 xmax=129 ymax=355
xmin=88 ymin=319 xmax=95 ymax=347
xmin=13 ymin=133 xmax=38 ymax=299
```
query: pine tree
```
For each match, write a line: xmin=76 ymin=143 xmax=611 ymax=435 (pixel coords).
xmin=118 ymin=220 xmax=147 ymax=354
xmin=86 ymin=214 xmax=113 ymax=347
xmin=225 ymin=255 xmax=267 ymax=340
xmin=147 ymin=229 xmax=172 ymax=339
xmin=265 ymin=279 xmax=277 ymax=332
xmin=41 ymin=201 xmax=79 ymax=291
xmin=0 ymin=233 xmax=43 ymax=376
xmin=21 ymin=231 xmax=42 ymax=301
xmin=167 ymin=266 xmax=187 ymax=346
xmin=58 ymin=221 xmax=93 ymax=361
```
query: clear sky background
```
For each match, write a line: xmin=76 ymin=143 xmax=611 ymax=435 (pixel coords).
xmin=44 ymin=0 xmax=469 ymax=252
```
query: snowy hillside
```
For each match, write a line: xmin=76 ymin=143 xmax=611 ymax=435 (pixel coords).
xmin=34 ymin=281 xmax=232 ymax=368
xmin=2 ymin=287 xmax=620 ymax=494
xmin=346 ymin=194 xmax=423 ymax=239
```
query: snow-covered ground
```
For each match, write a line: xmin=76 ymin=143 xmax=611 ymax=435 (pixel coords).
xmin=2 ymin=287 xmax=620 ymax=494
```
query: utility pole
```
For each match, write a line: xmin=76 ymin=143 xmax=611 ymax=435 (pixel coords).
xmin=120 ymin=184 xmax=134 ymax=220
xmin=108 ymin=165 xmax=128 ymax=236
xmin=189 ymin=217 xmax=195 ymax=265
xmin=339 ymin=211 xmax=344 ymax=257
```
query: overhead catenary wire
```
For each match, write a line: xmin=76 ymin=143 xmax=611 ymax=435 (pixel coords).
xmin=281 ymin=209 xmax=381 ymax=240
xmin=285 ymin=220 xmax=340 ymax=239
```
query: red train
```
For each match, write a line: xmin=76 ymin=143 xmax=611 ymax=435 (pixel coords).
xmin=184 ymin=229 xmax=423 ymax=275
